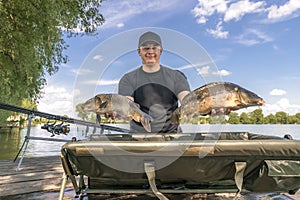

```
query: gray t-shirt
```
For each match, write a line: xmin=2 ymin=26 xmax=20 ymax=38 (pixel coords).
xmin=118 ymin=65 xmax=190 ymax=133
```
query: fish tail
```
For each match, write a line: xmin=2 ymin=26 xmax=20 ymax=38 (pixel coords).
xmin=141 ymin=114 xmax=152 ymax=132
xmin=128 ymin=100 xmax=153 ymax=132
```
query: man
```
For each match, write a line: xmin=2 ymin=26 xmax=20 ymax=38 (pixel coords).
xmin=118 ymin=31 xmax=190 ymax=133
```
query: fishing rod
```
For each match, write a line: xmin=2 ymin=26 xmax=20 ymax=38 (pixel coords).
xmin=0 ymin=102 xmax=130 ymax=133
xmin=1 ymin=102 xmax=131 ymax=170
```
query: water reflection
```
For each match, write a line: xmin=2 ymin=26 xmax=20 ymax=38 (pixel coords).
xmin=0 ymin=124 xmax=299 ymax=160
xmin=0 ymin=128 xmax=22 ymax=160
xmin=0 ymin=125 xmax=80 ymax=160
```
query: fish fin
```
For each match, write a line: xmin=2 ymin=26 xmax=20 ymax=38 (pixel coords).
xmin=141 ymin=114 xmax=152 ymax=132
xmin=99 ymin=101 xmax=108 ymax=108
xmin=170 ymin=107 xmax=181 ymax=124
xmin=95 ymin=96 xmax=102 ymax=104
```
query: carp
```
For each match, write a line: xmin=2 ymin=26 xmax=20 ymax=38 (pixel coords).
xmin=173 ymin=82 xmax=265 ymax=123
xmin=81 ymin=94 xmax=153 ymax=132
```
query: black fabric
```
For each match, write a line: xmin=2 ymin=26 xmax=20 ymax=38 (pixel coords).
xmin=118 ymin=66 xmax=190 ymax=133
xmin=61 ymin=133 xmax=300 ymax=193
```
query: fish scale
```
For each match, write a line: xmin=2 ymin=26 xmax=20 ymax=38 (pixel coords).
xmin=173 ymin=82 xmax=265 ymax=123
xmin=81 ymin=94 xmax=153 ymax=132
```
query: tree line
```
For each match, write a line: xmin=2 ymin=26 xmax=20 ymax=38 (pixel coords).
xmin=182 ymin=109 xmax=300 ymax=124
xmin=7 ymin=103 xmax=300 ymax=126
xmin=76 ymin=104 xmax=300 ymax=125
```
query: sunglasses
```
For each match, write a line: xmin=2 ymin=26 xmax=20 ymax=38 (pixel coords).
xmin=139 ymin=46 xmax=162 ymax=52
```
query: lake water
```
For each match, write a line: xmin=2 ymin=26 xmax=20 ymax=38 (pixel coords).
xmin=0 ymin=124 xmax=300 ymax=160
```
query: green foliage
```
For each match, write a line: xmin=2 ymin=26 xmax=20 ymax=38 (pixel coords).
xmin=287 ymin=115 xmax=298 ymax=124
xmin=22 ymin=98 xmax=38 ymax=110
xmin=275 ymin=111 xmax=288 ymax=124
xmin=249 ymin=109 xmax=264 ymax=124
xmin=240 ymin=112 xmax=251 ymax=124
xmin=209 ymin=115 xmax=226 ymax=124
xmin=227 ymin=112 xmax=239 ymax=124
xmin=295 ymin=113 xmax=300 ymax=124
xmin=0 ymin=0 xmax=104 ymax=123
xmin=178 ymin=109 xmax=300 ymax=125
xmin=264 ymin=114 xmax=277 ymax=124
xmin=75 ymin=103 xmax=89 ymax=121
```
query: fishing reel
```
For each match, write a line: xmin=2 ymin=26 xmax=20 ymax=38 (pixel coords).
xmin=41 ymin=120 xmax=56 ymax=132
xmin=41 ymin=120 xmax=70 ymax=137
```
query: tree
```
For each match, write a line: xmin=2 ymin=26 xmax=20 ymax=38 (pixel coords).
xmin=264 ymin=114 xmax=277 ymax=124
xmin=227 ymin=112 xmax=240 ymax=124
xmin=208 ymin=115 xmax=226 ymax=124
xmin=240 ymin=112 xmax=251 ymax=124
xmin=295 ymin=113 xmax=300 ymax=124
xmin=0 ymin=0 xmax=105 ymax=123
xmin=21 ymin=98 xmax=38 ymax=110
xmin=249 ymin=109 xmax=264 ymax=124
xmin=76 ymin=103 xmax=89 ymax=121
xmin=275 ymin=111 xmax=288 ymax=124
xmin=287 ymin=115 xmax=298 ymax=124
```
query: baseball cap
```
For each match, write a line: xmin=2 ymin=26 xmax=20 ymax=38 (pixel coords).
xmin=138 ymin=31 xmax=162 ymax=47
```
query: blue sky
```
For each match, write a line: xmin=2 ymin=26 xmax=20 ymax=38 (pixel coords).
xmin=38 ymin=0 xmax=300 ymax=117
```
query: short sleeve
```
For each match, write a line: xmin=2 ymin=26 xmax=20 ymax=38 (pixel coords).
xmin=174 ymin=70 xmax=190 ymax=95
xmin=118 ymin=73 xmax=135 ymax=97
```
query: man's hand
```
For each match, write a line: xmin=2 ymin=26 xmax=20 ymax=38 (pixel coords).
xmin=126 ymin=96 xmax=134 ymax=102
xmin=126 ymin=96 xmax=140 ymax=109
xmin=211 ymin=108 xmax=231 ymax=116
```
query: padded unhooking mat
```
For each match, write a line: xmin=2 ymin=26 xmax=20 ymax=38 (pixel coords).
xmin=60 ymin=132 xmax=300 ymax=196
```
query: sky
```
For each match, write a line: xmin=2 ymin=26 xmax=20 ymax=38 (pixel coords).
xmin=38 ymin=0 xmax=300 ymax=118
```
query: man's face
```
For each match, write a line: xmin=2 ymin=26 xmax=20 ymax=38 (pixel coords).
xmin=138 ymin=42 xmax=162 ymax=66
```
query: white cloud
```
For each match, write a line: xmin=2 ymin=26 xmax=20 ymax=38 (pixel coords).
xmin=192 ymin=0 xmax=300 ymax=23
xmin=197 ymin=66 xmax=210 ymax=75
xmin=235 ymin=29 xmax=273 ymax=46
xmin=71 ymin=68 xmax=94 ymax=76
xmin=177 ymin=63 xmax=214 ymax=71
xmin=192 ymin=0 xmax=266 ymax=39
xmin=93 ymin=54 xmax=104 ymax=61
xmin=267 ymin=0 xmax=300 ymax=20
xmin=100 ymin=0 xmax=183 ymax=29
xmin=270 ymin=89 xmax=287 ymax=96
xmin=192 ymin=0 xmax=300 ymax=39
xmin=195 ymin=16 xmax=208 ymax=24
xmin=177 ymin=64 xmax=195 ymax=70
xmin=192 ymin=0 xmax=265 ymax=24
xmin=196 ymin=66 xmax=231 ymax=77
xmin=117 ymin=23 xmax=124 ymax=28
xmin=38 ymin=85 xmax=75 ymax=117
xmin=234 ymin=98 xmax=300 ymax=115
xmin=263 ymin=98 xmax=300 ymax=115
xmin=212 ymin=69 xmax=231 ymax=76
xmin=224 ymin=0 xmax=265 ymax=22
xmin=206 ymin=21 xmax=229 ymax=39
xmin=250 ymin=29 xmax=273 ymax=42
xmin=83 ymin=79 xmax=119 ymax=86
xmin=192 ymin=0 xmax=228 ymax=24
xmin=59 ymin=26 xmax=85 ymax=34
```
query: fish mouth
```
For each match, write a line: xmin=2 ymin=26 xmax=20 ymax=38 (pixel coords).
xmin=257 ymin=99 xmax=265 ymax=106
